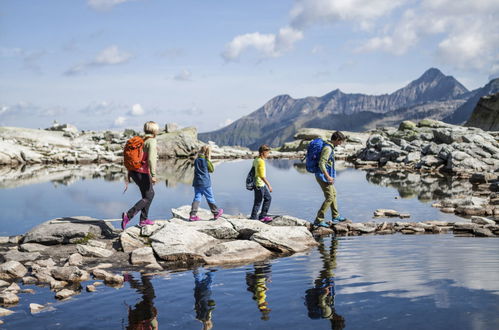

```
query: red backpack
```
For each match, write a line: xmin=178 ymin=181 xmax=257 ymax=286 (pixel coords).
xmin=123 ymin=136 xmax=148 ymax=171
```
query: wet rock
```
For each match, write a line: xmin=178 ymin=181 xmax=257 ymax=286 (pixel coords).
xmin=3 ymin=250 xmax=41 ymax=263
xmin=399 ymin=213 xmax=411 ymax=218
xmin=0 ymin=261 xmax=28 ymax=280
xmin=400 ymin=227 xmax=425 ymax=234
xmin=170 ymin=218 xmax=239 ymax=240
xmin=0 ymin=307 xmax=14 ymax=316
xmin=51 ymin=266 xmax=89 ymax=282
xmin=313 ymin=227 xmax=335 ymax=236
xmin=92 ymin=269 xmax=124 ymax=284
xmin=0 ymin=292 xmax=19 ymax=305
xmin=55 ymin=289 xmax=78 ymax=300
xmin=453 ymin=223 xmax=479 ymax=232
xmin=130 ymin=247 xmax=157 ymax=266
xmin=347 ymin=223 xmax=376 ymax=234
xmin=50 ymin=280 xmax=68 ymax=290
xmin=29 ymin=303 xmax=46 ymax=314
xmin=86 ymin=285 xmax=96 ymax=292
xmin=67 ymin=253 xmax=83 ymax=266
xmin=332 ymin=224 xmax=349 ymax=235
xmin=471 ymin=216 xmax=496 ymax=225
xmin=250 ymin=226 xmax=317 ymax=254
xmin=22 ymin=216 xmax=114 ymax=245
xmin=4 ymin=282 xmax=20 ymax=293
xmin=150 ymin=222 xmax=218 ymax=262
xmin=204 ymin=240 xmax=272 ymax=265
xmin=76 ymin=244 xmax=114 ymax=258
xmin=374 ymin=209 xmax=400 ymax=217
xmin=19 ymin=243 xmax=49 ymax=253
xmin=22 ymin=276 xmax=37 ymax=285
xmin=473 ymin=227 xmax=494 ymax=237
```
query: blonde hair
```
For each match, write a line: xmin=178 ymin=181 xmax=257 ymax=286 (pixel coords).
xmin=143 ymin=121 xmax=159 ymax=136
xmin=199 ymin=145 xmax=211 ymax=159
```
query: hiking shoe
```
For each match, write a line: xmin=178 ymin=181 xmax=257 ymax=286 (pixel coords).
xmin=314 ymin=221 xmax=330 ymax=228
xmin=139 ymin=219 xmax=155 ymax=227
xmin=189 ymin=215 xmax=200 ymax=221
xmin=332 ymin=216 xmax=346 ymax=223
xmin=214 ymin=208 xmax=224 ymax=220
xmin=259 ymin=216 xmax=272 ymax=223
xmin=121 ymin=212 xmax=130 ymax=230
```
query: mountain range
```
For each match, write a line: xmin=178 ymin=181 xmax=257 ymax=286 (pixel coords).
xmin=199 ymin=68 xmax=499 ymax=149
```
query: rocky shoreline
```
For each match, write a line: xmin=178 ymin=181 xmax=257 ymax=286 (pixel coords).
xmin=0 ymin=206 xmax=498 ymax=319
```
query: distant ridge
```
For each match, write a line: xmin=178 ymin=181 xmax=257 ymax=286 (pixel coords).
xmin=199 ymin=68 xmax=471 ymax=149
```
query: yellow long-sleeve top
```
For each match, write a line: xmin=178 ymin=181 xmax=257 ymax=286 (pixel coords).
xmin=253 ymin=157 xmax=266 ymax=188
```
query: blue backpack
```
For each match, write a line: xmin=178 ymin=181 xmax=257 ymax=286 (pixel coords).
xmin=305 ymin=138 xmax=332 ymax=173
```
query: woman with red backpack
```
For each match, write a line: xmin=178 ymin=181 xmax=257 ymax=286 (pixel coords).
xmin=121 ymin=121 xmax=159 ymax=230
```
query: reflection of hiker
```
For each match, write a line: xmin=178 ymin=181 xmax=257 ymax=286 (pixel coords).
xmin=189 ymin=146 xmax=223 ymax=221
xmin=313 ymin=131 xmax=347 ymax=228
xmin=305 ymin=238 xmax=345 ymax=329
xmin=250 ymin=145 xmax=273 ymax=222
xmin=245 ymin=263 xmax=272 ymax=320
xmin=121 ymin=121 xmax=159 ymax=229
xmin=125 ymin=273 xmax=158 ymax=330
xmin=193 ymin=269 xmax=216 ymax=330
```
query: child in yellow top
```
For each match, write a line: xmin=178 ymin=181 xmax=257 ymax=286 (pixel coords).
xmin=250 ymin=145 xmax=273 ymax=222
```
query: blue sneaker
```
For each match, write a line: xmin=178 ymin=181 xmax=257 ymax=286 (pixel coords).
xmin=314 ymin=221 xmax=330 ymax=228
xmin=332 ymin=216 xmax=346 ymax=223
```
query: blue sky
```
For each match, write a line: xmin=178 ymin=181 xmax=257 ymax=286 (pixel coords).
xmin=1 ymin=0 xmax=498 ymax=132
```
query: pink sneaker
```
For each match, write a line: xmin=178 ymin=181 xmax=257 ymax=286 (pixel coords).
xmin=139 ymin=219 xmax=155 ymax=227
xmin=121 ymin=212 xmax=130 ymax=230
xmin=189 ymin=215 xmax=200 ymax=221
xmin=214 ymin=208 xmax=224 ymax=220
xmin=259 ymin=216 xmax=272 ymax=223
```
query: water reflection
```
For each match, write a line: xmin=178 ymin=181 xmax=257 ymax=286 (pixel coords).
xmin=364 ymin=169 xmax=472 ymax=201
xmin=125 ymin=273 xmax=158 ymax=330
xmin=305 ymin=237 xmax=345 ymax=329
xmin=245 ymin=263 xmax=272 ymax=320
xmin=193 ymin=268 xmax=216 ymax=330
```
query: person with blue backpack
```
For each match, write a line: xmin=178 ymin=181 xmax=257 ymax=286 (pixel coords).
xmin=250 ymin=144 xmax=273 ymax=222
xmin=306 ymin=131 xmax=347 ymax=227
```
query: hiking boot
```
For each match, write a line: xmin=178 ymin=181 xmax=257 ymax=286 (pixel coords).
xmin=139 ymin=219 xmax=155 ymax=227
xmin=189 ymin=215 xmax=201 ymax=221
xmin=121 ymin=212 xmax=130 ymax=230
xmin=259 ymin=216 xmax=272 ymax=223
xmin=332 ymin=216 xmax=346 ymax=223
xmin=214 ymin=208 xmax=224 ymax=220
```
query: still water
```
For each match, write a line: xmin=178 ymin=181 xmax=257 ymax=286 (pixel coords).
xmin=0 ymin=160 xmax=498 ymax=329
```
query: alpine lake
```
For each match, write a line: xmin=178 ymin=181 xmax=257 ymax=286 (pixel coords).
xmin=0 ymin=159 xmax=498 ymax=330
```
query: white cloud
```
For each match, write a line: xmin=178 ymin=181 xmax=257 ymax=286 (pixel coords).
xmin=173 ymin=69 xmax=192 ymax=81
xmin=87 ymin=0 xmax=137 ymax=11
xmin=129 ymin=103 xmax=145 ymax=116
xmin=114 ymin=116 xmax=127 ymax=126
xmin=222 ymin=26 xmax=303 ymax=61
xmin=64 ymin=45 xmax=132 ymax=76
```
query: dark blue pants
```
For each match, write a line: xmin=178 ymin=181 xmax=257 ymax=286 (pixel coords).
xmin=250 ymin=186 xmax=271 ymax=220
xmin=127 ymin=171 xmax=155 ymax=222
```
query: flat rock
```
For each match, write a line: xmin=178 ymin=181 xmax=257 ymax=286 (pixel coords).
xmin=50 ymin=280 xmax=68 ymax=290
xmin=35 ymin=258 xmax=56 ymax=268
xmin=0 ymin=307 xmax=14 ymax=316
xmin=68 ymin=253 xmax=83 ymax=266
xmin=19 ymin=243 xmax=49 ymax=253
xmin=225 ymin=218 xmax=268 ymax=239
xmin=268 ymin=215 xmax=311 ymax=228
xmin=130 ymin=247 xmax=157 ymax=266
xmin=250 ymin=226 xmax=317 ymax=253
xmin=348 ymin=223 xmax=376 ymax=233
xmin=76 ymin=244 xmax=114 ymax=258
xmin=0 ymin=280 xmax=9 ymax=287
xmin=3 ymin=250 xmax=41 ymax=263
xmin=0 ymin=237 xmax=9 ymax=244
xmin=92 ymin=269 xmax=124 ymax=284
xmin=171 ymin=205 xmax=216 ymax=221
xmin=22 ymin=276 xmax=37 ymax=285
xmin=55 ymin=289 xmax=77 ymax=300
xmin=51 ymin=266 xmax=89 ymax=282
xmin=86 ymin=285 xmax=96 ymax=292
xmin=170 ymin=218 xmax=239 ymax=239
xmin=471 ymin=216 xmax=496 ymax=225
xmin=204 ymin=240 xmax=272 ymax=265
xmin=453 ymin=223 xmax=479 ymax=232
xmin=374 ymin=209 xmax=400 ymax=217
xmin=0 ymin=292 xmax=19 ymax=304
xmin=0 ymin=261 xmax=28 ymax=280
xmin=120 ymin=227 xmax=149 ymax=253
xmin=86 ymin=240 xmax=107 ymax=249
xmin=22 ymin=216 xmax=114 ymax=244
xmin=29 ymin=303 xmax=46 ymax=314
xmin=140 ymin=222 xmax=166 ymax=237
xmin=473 ymin=227 xmax=494 ymax=237
xmin=150 ymin=222 xmax=218 ymax=262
